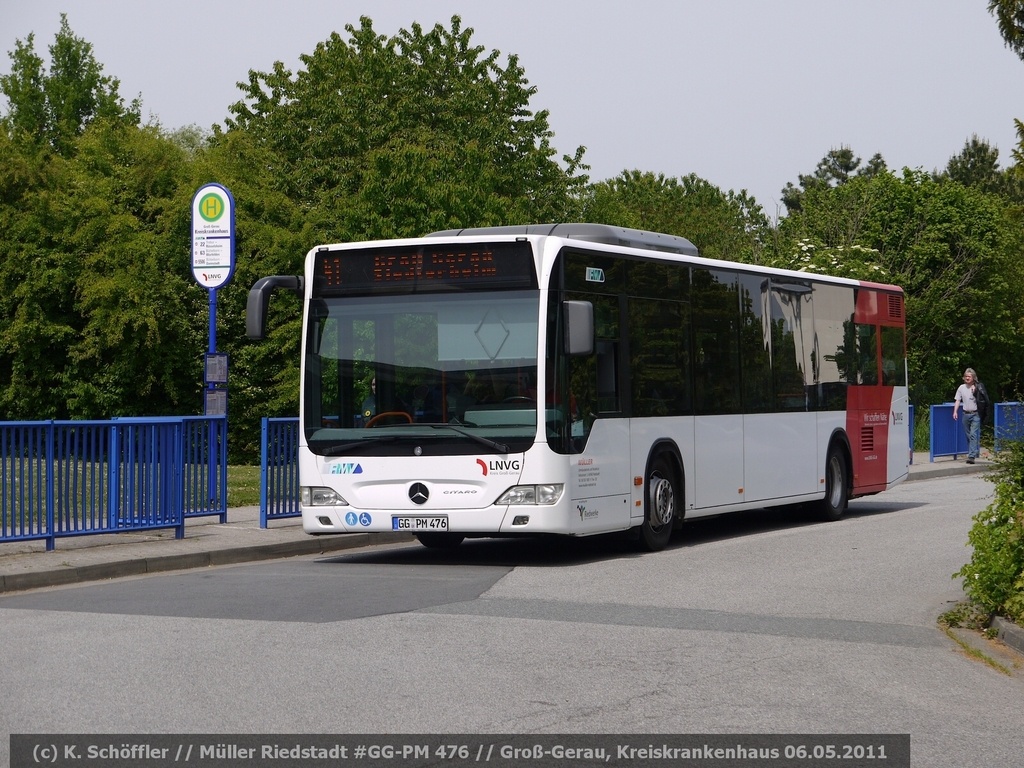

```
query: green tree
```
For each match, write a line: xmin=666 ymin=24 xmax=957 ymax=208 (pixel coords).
xmin=0 ymin=33 xmax=45 ymax=140
xmin=780 ymin=169 xmax=1024 ymax=408
xmin=581 ymin=170 xmax=771 ymax=263
xmin=987 ymin=1 xmax=1024 ymax=200
xmin=0 ymin=16 xmax=202 ymax=421
xmin=781 ymin=146 xmax=887 ymax=214
xmin=222 ymin=15 xmax=587 ymax=243
xmin=989 ymin=0 xmax=1024 ymax=61
xmin=0 ymin=116 xmax=204 ymax=420
xmin=938 ymin=134 xmax=1024 ymax=201
xmin=943 ymin=134 xmax=1002 ymax=191
xmin=62 ymin=121 xmax=204 ymax=416
xmin=0 ymin=14 xmax=140 ymax=155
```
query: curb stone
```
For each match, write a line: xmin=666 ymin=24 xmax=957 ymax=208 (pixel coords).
xmin=992 ymin=616 xmax=1024 ymax=657
xmin=0 ymin=531 xmax=412 ymax=595
xmin=947 ymin=625 xmax=1024 ymax=676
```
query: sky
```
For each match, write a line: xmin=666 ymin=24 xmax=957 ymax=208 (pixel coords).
xmin=2 ymin=1 xmax=1022 ymax=217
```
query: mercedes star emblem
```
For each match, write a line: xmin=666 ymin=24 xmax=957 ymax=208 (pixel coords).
xmin=408 ymin=482 xmax=429 ymax=505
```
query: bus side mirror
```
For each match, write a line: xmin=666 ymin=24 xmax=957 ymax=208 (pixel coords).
xmin=563 ymin=300 xmax=594 ymax=356
xmin=246 ymin=276 xmax=304 ymax=340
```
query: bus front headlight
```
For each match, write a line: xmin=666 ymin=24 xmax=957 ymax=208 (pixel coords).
xmin=301 ymin=487 xmax=348 ymax=506
xmin=495 ymin=484 xmax=563 ymax=506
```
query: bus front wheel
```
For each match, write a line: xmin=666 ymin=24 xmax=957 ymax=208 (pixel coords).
xmin=818 ymin=446 xmax=849 ymax=521
xmin=639 ymin=456 xmax=677 ymax=551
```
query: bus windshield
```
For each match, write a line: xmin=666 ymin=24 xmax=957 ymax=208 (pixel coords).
xmin=303 ymin=290 xmax=540 ymax=455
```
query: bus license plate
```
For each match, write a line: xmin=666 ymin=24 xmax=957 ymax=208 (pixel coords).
xmin=392 ymin=516 xmax=448 ymax=531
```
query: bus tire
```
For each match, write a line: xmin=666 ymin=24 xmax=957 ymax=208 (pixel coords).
xmin=638 ymin=455 xmax=677 ymax=551
xmin=818 ymin=445 xmax=849 ymax=521
xmin=416 ymin=532 xmax=465 ymax=549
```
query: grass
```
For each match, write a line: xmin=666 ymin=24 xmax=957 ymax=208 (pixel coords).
xmin=938 ymin=601 xmax=1013 ymax=676
xmin=940 ymin=624 xmax=1012 ymax=676
xmin=0 ymin=463 xmax=266 ymax=513
xmin=227 ymin=465 xmax=263 ymax=508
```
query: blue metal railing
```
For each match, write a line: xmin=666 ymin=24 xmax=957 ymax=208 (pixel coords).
xmin=994 ymin=402 xmax=1024 ymax=453
xmin=260 ymin=417 xmax=300 ymax=527
xmin=2 ymin=421 xmax=52 ymax=543
xmin=1 ymin=416 xmax=226 ymax=550
xmin=180 ymin=416 xmax=228 ymax=522
xmin=929 ymin=403 xmax=968 ymax=461
xmin=929 ymin=401 xmax=1024 ymax=461
xmin=110 ymin=418 xmax=182 ymax=531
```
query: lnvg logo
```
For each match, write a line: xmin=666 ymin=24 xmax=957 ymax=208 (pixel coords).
xmin=329 ymin=463 xmax=363 ymax=474
xmin=476 ymin=458 xmax=521 ymax=475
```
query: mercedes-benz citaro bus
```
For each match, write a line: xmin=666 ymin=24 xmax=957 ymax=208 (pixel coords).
xmin=246 ymin=223 xmax=909 ymax=551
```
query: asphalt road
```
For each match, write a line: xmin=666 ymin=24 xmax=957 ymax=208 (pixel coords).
xmin=1 ymin=473 xmax=1020 ymax=767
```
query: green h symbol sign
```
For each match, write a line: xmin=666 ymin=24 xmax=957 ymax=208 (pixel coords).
xmin=200 ymin=193 xmax=224 ymax=222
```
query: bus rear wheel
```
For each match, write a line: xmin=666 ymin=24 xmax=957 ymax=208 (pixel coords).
xmin=638 ymin=456 xmax=677 ymax=551
xmin=416 ymin=532 xmax=465 ymax=549
xmin=818 ymin=446 xmax=849 ymax=521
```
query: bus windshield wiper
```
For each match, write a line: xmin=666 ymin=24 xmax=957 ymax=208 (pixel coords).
xmin=424 ymin=423 xmax=510 ymax=454
xmin=316 ymin=435 xmax=399 ymax=456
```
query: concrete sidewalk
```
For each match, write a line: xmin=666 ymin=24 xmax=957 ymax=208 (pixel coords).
xmin=0 ymin=505 xmax=413 ymax=594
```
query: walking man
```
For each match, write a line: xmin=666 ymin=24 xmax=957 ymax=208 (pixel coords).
xmin=952 ymin=368 xmax=983 ymax=463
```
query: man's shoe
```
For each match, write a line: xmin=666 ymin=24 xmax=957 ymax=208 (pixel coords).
xmin=967 ymin=458 xmax=975 ymax=464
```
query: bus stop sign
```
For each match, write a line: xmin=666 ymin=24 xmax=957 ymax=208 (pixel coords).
xmin=191 ymin=183 xmax=236 ymax=289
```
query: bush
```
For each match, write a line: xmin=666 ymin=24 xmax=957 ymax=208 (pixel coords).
xmin=913 ymin=409 xmax=930 ymax=452
xmin=955 ymin=440 xmax=1024 ymax=623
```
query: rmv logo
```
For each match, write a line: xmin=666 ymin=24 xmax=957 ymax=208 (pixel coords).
xmin=329 ymin=463 xmax=363 ymax=474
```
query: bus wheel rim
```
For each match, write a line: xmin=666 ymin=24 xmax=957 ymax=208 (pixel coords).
xmin=650 ymin=474 xmax=674 ymax=528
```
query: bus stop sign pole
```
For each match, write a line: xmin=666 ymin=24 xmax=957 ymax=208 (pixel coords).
xmin=191 ymin=183 xmax=236 ymax=416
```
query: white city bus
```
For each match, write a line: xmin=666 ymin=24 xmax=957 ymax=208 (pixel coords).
xmin=247 ymin=223 xmax=909 ymax=551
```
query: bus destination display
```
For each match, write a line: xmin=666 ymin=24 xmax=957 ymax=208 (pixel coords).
xmin=314 ymin=242 xmax=536 ymax=294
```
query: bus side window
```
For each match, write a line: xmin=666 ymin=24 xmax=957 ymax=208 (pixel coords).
xmin=880 ymin=326 xmax=906 ymax=386
xmin=691 ymin=268 xmax=741 ymax=415
xmin=856 ymin=324 xmax=878 ymax=385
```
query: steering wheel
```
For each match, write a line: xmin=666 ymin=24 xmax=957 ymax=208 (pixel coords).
xmin=364 ymin=411 xmax=414 ymax=428
xmin=502 ymin=396 xmax=535 ymax=403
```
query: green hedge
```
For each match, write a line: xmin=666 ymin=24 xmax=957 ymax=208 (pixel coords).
xmin=955 ymin=441 xmax=1024 ymax=623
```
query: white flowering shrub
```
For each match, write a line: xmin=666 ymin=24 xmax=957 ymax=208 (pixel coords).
xmin=770 ymin=239 xmax=889 ymax=282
